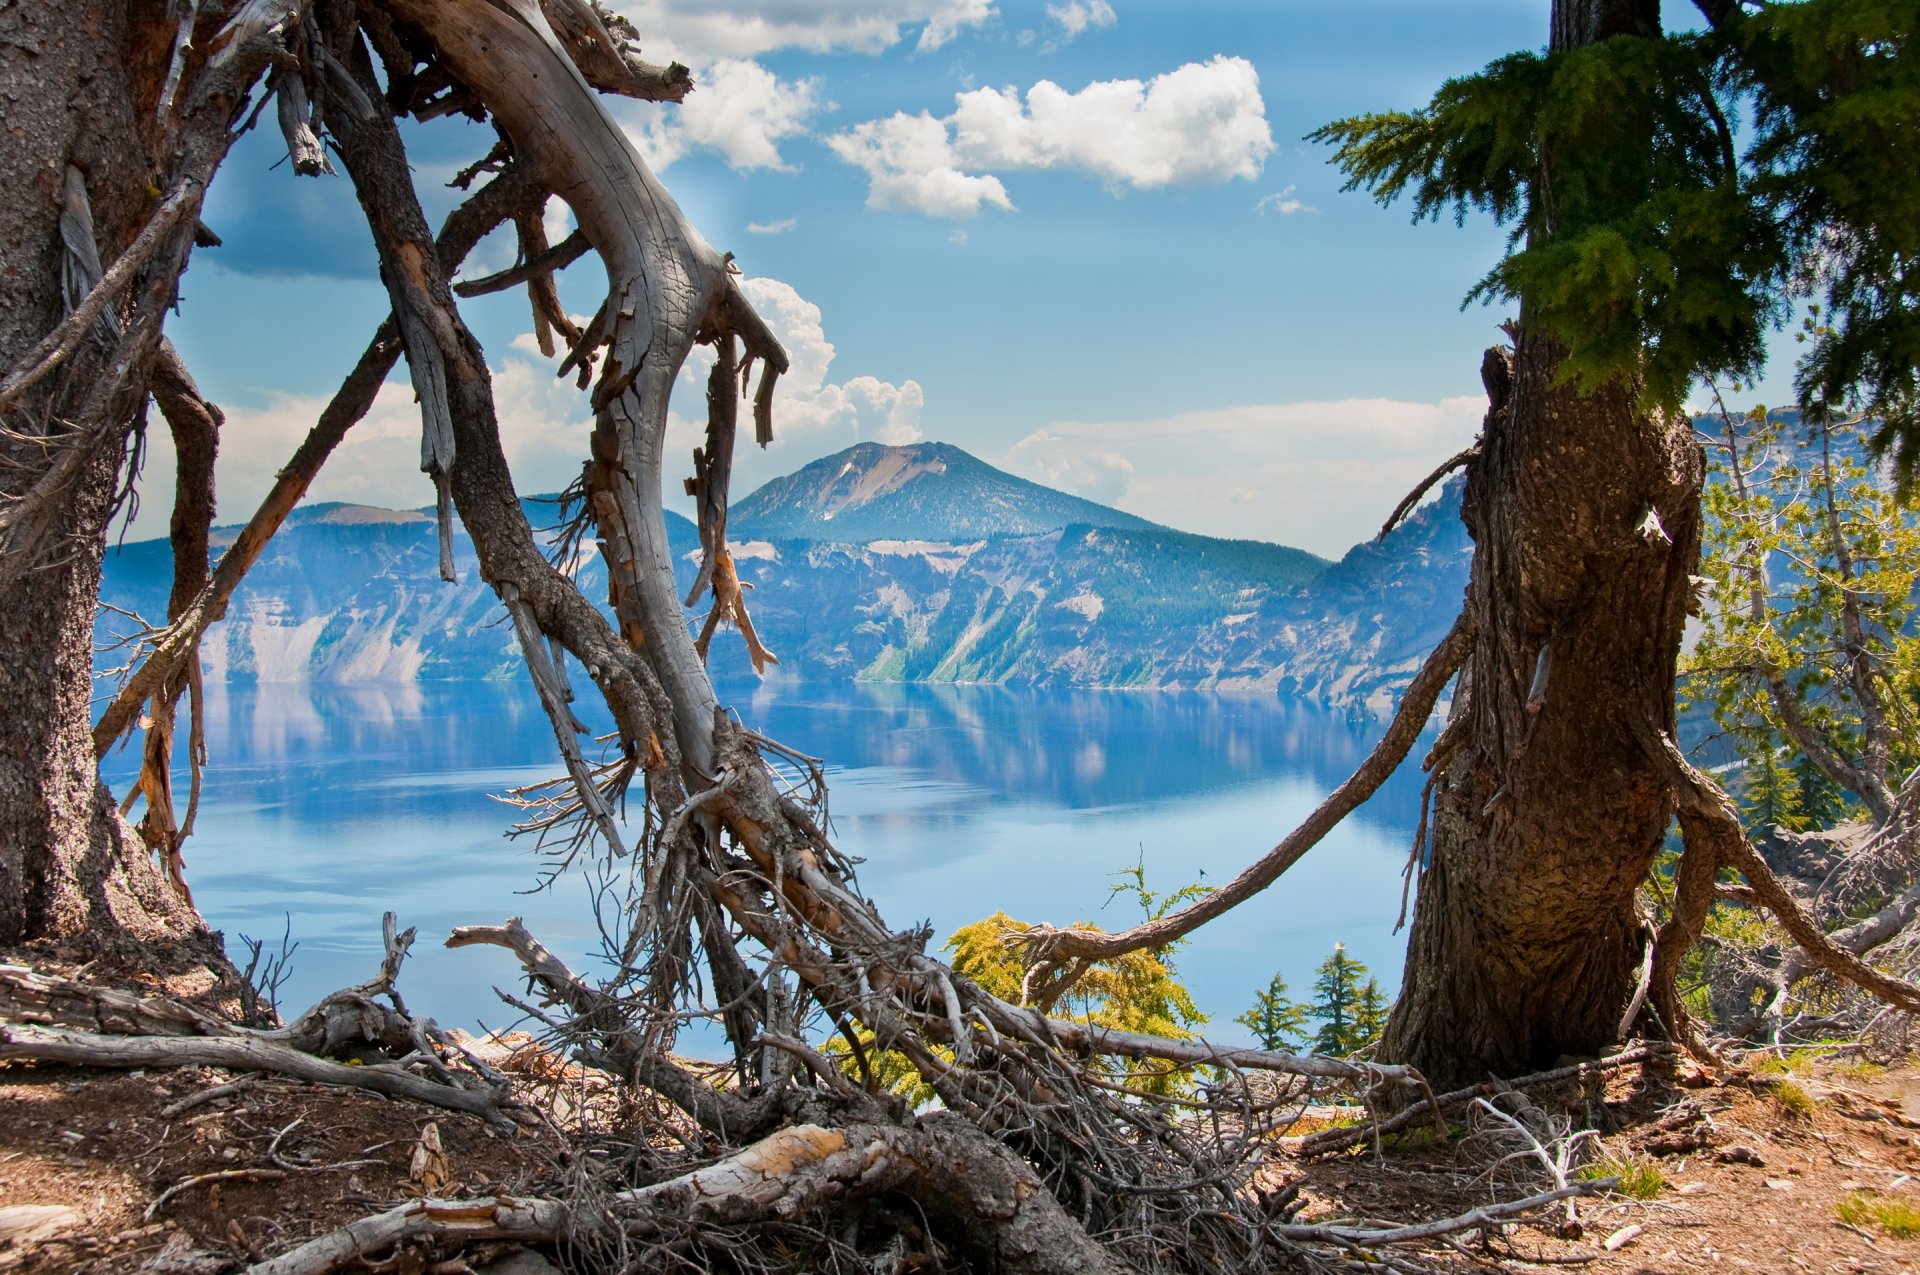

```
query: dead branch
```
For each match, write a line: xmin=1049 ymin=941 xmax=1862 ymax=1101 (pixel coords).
xmin=0 ymin=1023 xmax=512 ymax=1123
xmin=244 ymin=1195 xmax=564 ymax=1275
xmin=1378 ymin=445 xmax=1479 ymax=542
xmin=452 ymin=229 xmax=588 ymax=298
xmin=92 ymin=162 xmax=549 ymax=759
xmin=1032 ymin=610 xmax=1472 ymax=963
xmin=1644 ymin=723 xmax=1920 ymax=1015
xmin=1271 ymin=1180 xmax=1601 ymax=1248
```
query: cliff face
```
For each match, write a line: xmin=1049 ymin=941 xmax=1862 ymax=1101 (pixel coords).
xmin=98 ymin=446 xmax=1472 ymax=715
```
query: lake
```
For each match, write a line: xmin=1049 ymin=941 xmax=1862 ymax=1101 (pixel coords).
xmin=108 ymin=677 xmax=1431 ymax=1053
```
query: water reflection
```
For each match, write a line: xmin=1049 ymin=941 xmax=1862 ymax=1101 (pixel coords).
xmin=103 ymin=677 xmax=1431 ymax=1050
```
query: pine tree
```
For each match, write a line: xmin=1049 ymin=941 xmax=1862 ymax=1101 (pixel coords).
xmin=1236 ymin=974 xmax=1310 ymax=1052
xmin=1310 ymin=945 xmax=1370 ymax=1056
xmin=1354 ymin=978 xmax=1390 ymax=1049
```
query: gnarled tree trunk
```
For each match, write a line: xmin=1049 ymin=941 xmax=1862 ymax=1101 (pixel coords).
xmin=1385 ymin=342 xmax=1701 ymax=1085
xmin=0 ymin=3 xmax=214 ymax=963
xmin=1381 ymin=0 xmax=1704 ymax=1086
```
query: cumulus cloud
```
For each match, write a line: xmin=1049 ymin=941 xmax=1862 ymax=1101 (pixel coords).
xmin=620 ymin=58 xmax=820 ymax=172
xmin=1045 ymin=0 xmax=1114 ymax=41
xmin=746 ymin=218 xmax=798 ymax=235
xmin=609 ymin=0 xmax=996 ymax=62
xmin=1256 ymin=184 xmax=1312 ymax=216
xmin=827 ymin=57 xmax=1275 ymax=217
xmin=1001 ymin=396 xmax=1486 ymax=556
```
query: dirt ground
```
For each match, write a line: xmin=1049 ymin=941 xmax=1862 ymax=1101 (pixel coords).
xmin=5 ymin=990 xmax=1920 ymax=1272
xmin=1285 ymin=1052 xmax=1920 ymax=1274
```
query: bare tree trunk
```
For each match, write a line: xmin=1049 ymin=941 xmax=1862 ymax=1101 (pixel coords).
xmin=1382 ymin=0 xmax=1704 ymax=1086
xmin=0 ymin=3 xmax=213 ymax=962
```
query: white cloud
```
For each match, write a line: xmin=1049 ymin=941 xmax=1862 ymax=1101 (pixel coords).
xmin=618 ymin=58 xmax=820 ymax=172
xmin=827 ymin=57 xmax=1275 ymax=217
xmin=1001 ymin=396 xmax=1486 ymax=556
xmin=1256 ymin=184 xmax=1312 ymax=216
xmin=746 ymin=218 xmax=797 ymax=235
xmin=1007 ymin=431 xmax=1132 ymax=505
xmin=609 ymin=0 xmax=996 ymax=63
xmin=1045 ymin=0 xmax=1114 ymax=41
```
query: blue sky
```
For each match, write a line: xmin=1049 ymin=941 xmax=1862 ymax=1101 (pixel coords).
xmin=152 ymin=0 xmax=1782 ymax=558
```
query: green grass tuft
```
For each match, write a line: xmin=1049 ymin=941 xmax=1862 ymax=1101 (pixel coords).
xmin=1770 ymin=1078 xmax=1817 ymax=1120
xmin=1576 ymin=1151 xmax=1664 ymax=1199
xmin=1836 ymin=1192 xmax=1920 ymax=1238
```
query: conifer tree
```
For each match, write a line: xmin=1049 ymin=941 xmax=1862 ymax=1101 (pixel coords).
xmin=1314 ymin=0 xmax=1920 ymax=1084
xmin=1354 ymin=977 xmax=1391 ymax=1049
xmin=1310 ymin=945 xmax=1370 ymax=1056
xmin=1236 ymin=973 xmax=1310 ymax=1052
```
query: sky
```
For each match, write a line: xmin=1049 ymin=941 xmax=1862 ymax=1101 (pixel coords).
xmin=146 ymin=0 xmax=1777 ymax=559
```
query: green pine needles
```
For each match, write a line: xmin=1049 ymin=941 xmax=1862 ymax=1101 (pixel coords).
xmin=1312 ymin=1 xmax=1920 ymax=476
xmin=1238 ymin=945 xmax=1392 ymax=1057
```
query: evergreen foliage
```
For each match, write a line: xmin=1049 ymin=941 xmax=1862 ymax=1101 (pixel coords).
xmin=1234 ymin=973 xmax=1311 ymax=1052
xmin=1312 ymin=1 xmax=1920 ymax=479
xmin=1309 ymin=944 xmax=1375 ymax=1056
xmin=1683 ymin=404 xmax=1920 ymax=827
xmin=830 ymin=859 xmax=1210 ymax=1102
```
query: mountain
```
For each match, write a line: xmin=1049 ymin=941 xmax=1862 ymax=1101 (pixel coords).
xmin=729 ymin=441 xmax=1161 ymax=542
xmin=96 ymin=444 xmax=1472 ymax=714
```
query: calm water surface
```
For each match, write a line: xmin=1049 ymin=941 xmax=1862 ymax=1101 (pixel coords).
xmin=112 ymin=678 xmax=1431 ymax=1051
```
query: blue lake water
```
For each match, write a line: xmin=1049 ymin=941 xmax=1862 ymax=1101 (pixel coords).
xmin=106 ymin=678 xmax=1430 ymax=1053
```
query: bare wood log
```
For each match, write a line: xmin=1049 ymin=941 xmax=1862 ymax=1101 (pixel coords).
xmin=245 ymin=1196 xmax=564 ymax=1275
xmin=0 ymin=963 xmax=230 ymax=1037
xmin=0 ymin=1023 xmax=512 ymax=1123
xmin=248 ymin=1119 xmax=1122 ymax=1275
xmin=1033 ymin=610 xmax=1472 ymax=963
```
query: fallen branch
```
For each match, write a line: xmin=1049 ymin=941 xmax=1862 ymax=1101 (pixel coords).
xmin=1272 ymin=1180 xmax=1601 ymax=1247
xmin=0 ymin=1022 xmax=513 ymax=1124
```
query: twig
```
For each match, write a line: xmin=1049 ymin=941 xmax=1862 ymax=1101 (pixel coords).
xmin=1379 ymin=445 xmax=1478 ymax=541
xmin=146 ymin=1167 xmax=287 ymax=1222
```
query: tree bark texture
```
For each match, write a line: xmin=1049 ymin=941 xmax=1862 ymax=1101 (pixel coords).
xmin=0 ymin=3 xmax=213 ymax=960
xmin=1382 ymin=0 xmax=1704 ymax=1088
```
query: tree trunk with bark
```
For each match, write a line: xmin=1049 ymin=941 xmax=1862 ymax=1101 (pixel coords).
xmin=0 ymin=3 xmax=213 ymax=964
xmin=1381 ymin=0 xmax=1704 ymax=1086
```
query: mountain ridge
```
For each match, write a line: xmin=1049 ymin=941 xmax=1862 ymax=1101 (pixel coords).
xmin=97 ymin=442 xmax=1466 ymax=714
xmin=729 ymin=441 xmax=1164 ymax=543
